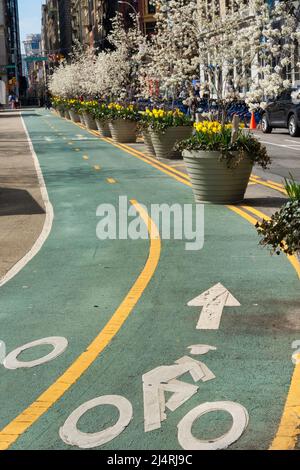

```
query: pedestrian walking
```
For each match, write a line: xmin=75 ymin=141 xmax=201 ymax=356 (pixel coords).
xmin=8 ymin=93 xmax=16 ymax=110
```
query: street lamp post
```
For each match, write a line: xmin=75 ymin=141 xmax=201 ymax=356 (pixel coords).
xmin=117 ymin=1 xmax=141 ymax=32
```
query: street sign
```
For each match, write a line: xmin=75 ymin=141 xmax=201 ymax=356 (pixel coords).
xmin=187 ymin=283 xmax=240 ymax=330
xmin=24 ymin=56 xmax=48 ymax=62
xmin=5 ymin=65 xmax=15 ymax=69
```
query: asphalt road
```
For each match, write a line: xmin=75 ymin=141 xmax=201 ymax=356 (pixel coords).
xmin=254 ymin=129 xmax=300 ymax=182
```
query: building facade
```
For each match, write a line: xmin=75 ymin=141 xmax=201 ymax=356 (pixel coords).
xmin=0 ymin=0 xmax=21 ymax=103
xmin=41 ymin=0 xmax=157 ymax=59
xmin=0 ymin=0 xmax=8 ymax=103
xmin=197 ymin=0 xmax=300 ymax=94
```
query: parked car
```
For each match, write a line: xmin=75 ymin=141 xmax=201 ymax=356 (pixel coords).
xmin=261 ymin=88 xmax=300 ymax=137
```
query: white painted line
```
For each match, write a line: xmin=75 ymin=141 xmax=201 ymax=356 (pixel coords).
xmin=177 ymin=401 xmax=249 ymax=450
xmin=3 ymin=337 xmax=68 ymax=369
xmin=285 ymin=139 xmax=300 ymax=145
xmin=59 ymin=396 xmax=133 ymax=449
xmin=188 ymin=283 xmax=240 ymax=330
xmin=260 ymin=140 xmax=300 ymax=151
xmin=0 ymin=114 xmax=54 ymax=288
xmin=187 ymin=345 xmax=217 ymax=356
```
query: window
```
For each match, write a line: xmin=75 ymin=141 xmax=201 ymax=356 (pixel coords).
xmin=147 ymin=1 xmax=156 ymax=14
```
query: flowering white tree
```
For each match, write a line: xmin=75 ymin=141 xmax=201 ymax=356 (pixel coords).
xmin=48 ymin=46 xmax=98 ymax=98
xmin=197 ymin=0 xmax=300 ymax=109
xmin=144 ymin=0 xmax=200 ymax=101
xmin=104 ymin=12 xmax=149 ymax=101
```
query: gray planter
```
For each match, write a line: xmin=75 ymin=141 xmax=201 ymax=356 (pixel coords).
xmin=142 ymin=129 xmax=156 ymax=157
xmin=83 ymin=111 xmax=97 ymax=130
xmin=57 ymin=108 xmax=65 ymax=118
xmin=150 ymin=126 xmax=192 ymax=159
xmin=109 ymin=119 xmax=137 ymax=143
xmin=69 ymin=109 xmax=80 ymax=123
xmin=79 ymin=114 xmax=85 ymax=126
xmin=183 ymin=150 xmax=253 ymax=204
xmin=95 ymin=119 xmax=111 ymax=138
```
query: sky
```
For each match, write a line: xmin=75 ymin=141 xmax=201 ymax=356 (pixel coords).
xmin=18 ymin=0 xmax=43 ymax=51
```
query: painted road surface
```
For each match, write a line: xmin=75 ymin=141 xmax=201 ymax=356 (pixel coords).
xmin=0 ymin=110 xmax=300 ymax=450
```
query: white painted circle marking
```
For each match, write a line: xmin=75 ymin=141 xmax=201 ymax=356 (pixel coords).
xmin=177 ymin=401 xmax=249 ymax=450
xmin=3 ymin=336 xmax=68 ymax=369
xmin=59 ymin=395 xmax=133 ymax=449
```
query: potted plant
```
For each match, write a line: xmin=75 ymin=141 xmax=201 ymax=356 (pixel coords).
xmin=53 ymin=97 xmax=66 ymax=118
xmin=93 ymin=103 xmax=112 ymax=138
xmin=256 ymin=176 xmax=300 ymax=255
xmin=138 ymin=111 xmax=156 ymax=157
xmin=178 ymin=120 xmax=271 ymax=204
xmin=147 ymin=108 xmax=193 ymax=159
xmin=68 ymin=99 xmax=81 ymax=123
xmin=108 ymin=103 xmax=139 ymax=143
xmin=81 ymin=100 xmax=98 ymax=130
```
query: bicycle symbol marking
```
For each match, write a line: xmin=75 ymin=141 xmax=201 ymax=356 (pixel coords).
xmin=0 ymin=284 xmax=249 ymax=449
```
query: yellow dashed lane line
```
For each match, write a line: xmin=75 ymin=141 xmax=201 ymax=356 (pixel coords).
xmin=107 ymin=178 xmax=117 ymax=184
xmin=0 ymin=201 xmax=161 ymax=450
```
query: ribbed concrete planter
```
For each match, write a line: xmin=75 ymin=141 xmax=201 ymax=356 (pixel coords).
xmin=150 ymin=126 xmax=192 ymax=159
xmin=69 ymin=109 xmax=80 ymax=123
xmin=83 ymin=112 xmax=97 ymax=130
xmin=142 ymin=129 xmax=156 ymax=157
xmin=95 ymin=119 xmax=111 ymax=138
xmin=182 ymin=150 xmax=253 ymax=204
xmin=109 ymin=119 xmax=137 ymax=143
xmin=79 ymin=114 xmax=85 ymax=126
xmin=57 ymin=109 xmax=65 ymax=118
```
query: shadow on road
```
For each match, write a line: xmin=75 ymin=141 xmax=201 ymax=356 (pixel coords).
xmin=242 ymin=196 xmax=287 ymax=208
xmin=0 ymin=188 xmax=45 ymax=216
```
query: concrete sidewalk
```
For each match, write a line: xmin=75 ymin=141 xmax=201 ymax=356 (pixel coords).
xmin=0 ymin=111 xmax=45 ymax=280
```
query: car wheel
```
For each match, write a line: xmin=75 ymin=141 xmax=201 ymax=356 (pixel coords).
xmin=288 ymin=115 xmax=300 ymax=137
xmin=261 ymin=114 xmax=272 ymax=134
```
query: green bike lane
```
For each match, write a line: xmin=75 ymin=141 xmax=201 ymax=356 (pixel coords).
xmin=0 ymin=109 xmax=299 ymax=450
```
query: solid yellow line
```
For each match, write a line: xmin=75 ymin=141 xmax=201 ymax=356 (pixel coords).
xmin=0 ymin=201 xmax=161 ymax=450
xmin=228 ymin=205 xmax=300 ymax=449
xmin=227 ymin=205 xmax=258 ymax=226
xmin=266 ymin=180 xmax=284 ymax=189
xmin=241 ymin=205 xmax=271 ymax=221
xmin=252 ymin=178 xmax=287 ymax=195
xmin=101 ymin=137 xmax=191 ymax=187
xmin=115 ymin=140 xmax=191 ymax=179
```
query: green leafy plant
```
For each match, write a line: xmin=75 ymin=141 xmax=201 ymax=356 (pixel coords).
xmin=284 ymin=174 xmax=300 ymax=201
xmin=177 ymin=121 xmax=271 ymax=169
xmin=92 ymin=103 xmax=111 ymax=122
xmin=256 ymin=176 xmax=300 ymax=255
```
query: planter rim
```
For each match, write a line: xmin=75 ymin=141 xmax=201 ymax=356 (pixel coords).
xmin=150 ymin=125 xmax=193 ymax=134
xmin=183 ymin=149 xmax=251 ymax=160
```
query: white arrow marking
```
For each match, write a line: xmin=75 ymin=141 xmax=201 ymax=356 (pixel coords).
xmin=187 ymin=283 xmax=240 ymax=330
